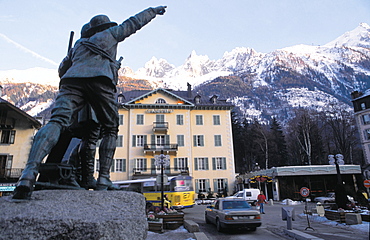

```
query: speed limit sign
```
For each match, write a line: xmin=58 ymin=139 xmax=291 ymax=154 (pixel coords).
xmin=300 ymin=187 xmax=310 ymax=197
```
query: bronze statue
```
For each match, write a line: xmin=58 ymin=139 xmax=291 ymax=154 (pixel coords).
xmin=13 ymin=6 xmax=167 ymax=200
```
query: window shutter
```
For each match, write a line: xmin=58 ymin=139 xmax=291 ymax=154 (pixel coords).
xmin=10 ymin=130 xmax=15 ymax=144
xmin=144 ymin=135 xmax=147 ymax=145
xmin=174 ymin=158 xmax=178 ymax=171
xmin=205 ymin=157 xmax=209 ymax=170
xmin=193 ymin=135 xmax=197 ymax=147
xmin=194 ymin=158 xmax=198 ymax=170
xmin=143 ymin=158 xmax=147 ymax=171
xmin=123 ymin=159 xmax=126 ymax=172
xmin=132 ymin=135 xmax=136 ymax=147
xmin=213 ymin=179 xmax=218 ymax=193
xmin=224 ymin=179 xmax=228 ymax=192
xmin=185 ymin=158 xmax=188 ymax=168
xmin=222 ymin=157 xmax=227 ymax=170
xmin=6 ymin=155 xmax=13 ymax=169
xmin=195 ymin=179 xmax=199 ymax=193
xmin=151 ymin=135 xmax=155 ymax=144
xmin=165 ymin=135 xmax=170 ymax=145
xmin=151 ymin=158 xmax=156 ymax=174
xmin=212 ymin=157 xmax=216 ymax=170
xmin=200 ymin=135 xmax=204 ymax=146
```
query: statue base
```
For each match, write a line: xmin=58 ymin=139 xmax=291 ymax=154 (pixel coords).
xmin=0 ymin=190 xmax=148 ymax=239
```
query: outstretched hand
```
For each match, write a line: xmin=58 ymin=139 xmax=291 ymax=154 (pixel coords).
xmin=154 ymin=6 xmax=167 ymax=15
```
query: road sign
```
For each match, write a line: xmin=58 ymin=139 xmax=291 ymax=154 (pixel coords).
xmin=364 ymin=180 xmax=370 ymax=188
xmin=300 ymin=187 xmax=310 ymax=197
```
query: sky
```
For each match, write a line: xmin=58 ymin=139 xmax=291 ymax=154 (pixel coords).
xmin=0 ymin=0 xmax=369 ymax=72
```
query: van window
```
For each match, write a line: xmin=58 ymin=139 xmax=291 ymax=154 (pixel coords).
xmin=236 ymin=192 xmax=243 ymax=197
xmin=246 ymin=192 xmax=252 ymax=197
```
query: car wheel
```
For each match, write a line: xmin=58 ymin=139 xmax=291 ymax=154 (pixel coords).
xmin=249 ymin=227 xmax=257 ymax=231
xmin=216 ymin=219 xmax=223 ymax=232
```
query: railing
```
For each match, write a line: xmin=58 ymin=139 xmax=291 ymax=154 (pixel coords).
xmin=0 ymin=168 xmax=23 ymax=179
xmin=144 ymin=144 xmax=178 ymax=151
xmin=133 ymin=167 xmax=189 ymax=176
xmin=153 ymin=122 xmax=168 ymax=132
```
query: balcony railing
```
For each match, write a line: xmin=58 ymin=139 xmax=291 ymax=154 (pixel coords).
xmin=144 ymin=144 xmax=178 ymax=152
xmin=153 ymin=122 xmax=168 ymax=132
xmin=133 ymin=167 xmax=189 ymax=176
xmin=0 ymin=168 xmax=23 ymax=179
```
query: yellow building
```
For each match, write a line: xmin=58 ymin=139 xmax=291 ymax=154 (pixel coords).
xmin=107 ymin=86 xmax=236 ymax=195
xmin=0 ymin=98 xmax=41 ymax=195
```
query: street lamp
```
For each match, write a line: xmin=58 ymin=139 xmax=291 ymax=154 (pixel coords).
xmin=328 ymin=154 xmax=347 ymax=209
xmin=154 ymin=150 xmax=170 ymax=210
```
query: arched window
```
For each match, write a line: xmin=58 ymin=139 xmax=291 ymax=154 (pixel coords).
xmin=155 ymin=98 xmax=166 ymax=104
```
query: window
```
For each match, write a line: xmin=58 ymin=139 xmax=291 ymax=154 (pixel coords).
xmin=155 ymin=98 xmax=166 ymax=104
xmin=1 ymin=130 xmax=15 ymax=144
xmin=133 ymin=135 xmax=147 ymax=147
xmin=135 ymin=158 xmax=147 ymax=172
xmin=195 ymin=157 xmax=209 ymax=170
xmin=177 ymin=135 xmax=184 ymax=147
xmin=213 ymin=115 xmax=220 ymax=125
xmin=196 ymin=115 xmax=203 ymax=125
xmin=361 ymin=103 xmax=366 ymax=110
xmin=196 ymin=179 xmax=209 ymax=193
xmin=214 ymin=178 xmax=227 ymax=193
xmin=193 ymin=135 xmax=204 ymax=147
xmin=362 ymin=114 xmax=370 ymax=125
xmin=365 ymin=129 xmax=370 ymax=140
xmin=119 ymin=115 xmax=124 ymax=125
xmin=174 ymin=157 xmax=188 ymax=171
xmin=115 ymin=159 xmax=126 ymax=172
xmin=116 ymin=135 xmax=123 ymax=147
xmin=156 ymin=114 xmax=165 ymax=123
xmin=214 ymin=135 xmax=222 ymax=146
xmin=212 ymin=157 xmax=227 ymax=170
xmin=176 ymin=115 xmax=184 ymax=125
xmin=136 ymin=114 xmax=144 ymax=125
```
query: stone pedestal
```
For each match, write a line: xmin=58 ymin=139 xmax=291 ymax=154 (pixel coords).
xmin=0 ymin=190 xmax=148 ymax=240
xmin=345 ymin=213 xmax=362 ymax=225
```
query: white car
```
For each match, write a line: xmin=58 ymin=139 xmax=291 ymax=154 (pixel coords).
xmin=314 ymin=192 xmax=354 ymax=203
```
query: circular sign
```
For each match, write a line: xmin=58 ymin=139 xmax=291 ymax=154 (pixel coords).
xmin=300 ymin=187 xmax=310 ymax=197
xmin=364 ymin=180 xmax=370 ymax=188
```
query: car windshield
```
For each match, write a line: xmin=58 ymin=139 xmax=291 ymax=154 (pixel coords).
xmin=223 ymin=201 xmax=251 ymax=209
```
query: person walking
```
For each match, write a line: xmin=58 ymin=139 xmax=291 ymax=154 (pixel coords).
xmin=257 ymin=191 xmax=267 ymax=214
xmin=13 ymin=6 xmax=167 ymax=200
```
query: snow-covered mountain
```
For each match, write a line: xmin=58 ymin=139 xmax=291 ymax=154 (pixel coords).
xmin=0 ymin=23 xmax=369 ymax=123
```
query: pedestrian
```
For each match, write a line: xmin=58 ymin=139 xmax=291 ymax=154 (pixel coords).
xmin=13 ymin=6 xmax=167 ymax=200
xmin=257 ymin=191 xmax=267 ymax=214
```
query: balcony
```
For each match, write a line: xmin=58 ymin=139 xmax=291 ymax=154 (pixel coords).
xmin=0 ymin=168 xmax=22 ymax=179
xmin=132 ymin=167 xmax=189 ymax=178
xmin=153 ymin=122 xmax=168 ymax=133
xmin=144 ymin=144 xmax=178 ymax=155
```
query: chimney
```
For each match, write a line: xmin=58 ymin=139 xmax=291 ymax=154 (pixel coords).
xmin=187 ymin=83 xmax=192 ymax=98
xmin=350 ymin=91 xmax=363 ymax=99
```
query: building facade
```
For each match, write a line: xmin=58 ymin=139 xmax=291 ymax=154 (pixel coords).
xmin=351 ymin=89 xmax=370 ymax=166
xmin=0 ymin=98 xmax=41 ymax=196
xmin=105 ymin=87 xmax=236 ymax=195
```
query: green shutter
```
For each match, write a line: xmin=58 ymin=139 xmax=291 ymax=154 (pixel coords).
xmin=205 ymin=157 xmax=209 ymax=170
xmin=222 ymin=157 xmax=227 ymax=170
xmin=200 ymin=135 xmax=204 ymax=146
xmin=212 ymin=158 xmax=216 ymax=170
xmin=132 ymin=135 xmax=136 ymax=147
xmin=151 ymin=135 xmax=155 ymax=144
xmin=174 ymin=158 xmax=178 ymax=171
xmin=224 ymin=179 xmax=228 ymax=192
xmin=195 ymin=179 xmax=199 ymax=193
xmin=205 ymin=179 xmax=210 ymax=192
xmin=144 ymin=135 xmax=147 ymax=145
xmin=194 ymin=158 xmax=198 ymax=170
xmin=151 ymin=158 xmax=155 ymax=174
xmin=193 ymin=135 xmax=196 ymax=147
xmin=143 ymin=158 xmax=147 ymax=171
xmin=165 ymin=135 xmax=170 ymax=145
xmin=213 ymin=179 xmax=218 ymax=193
xmin=123 ymin=159 xmax=126 ymax=172
xmin=185 ymin=158 xmax=188 ymax=168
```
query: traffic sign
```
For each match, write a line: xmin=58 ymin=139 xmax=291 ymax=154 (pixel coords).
xmin=364 ymin=180 xmax=370 ymax=188
xmin=300 ymin=187 xmax=310 ymax=197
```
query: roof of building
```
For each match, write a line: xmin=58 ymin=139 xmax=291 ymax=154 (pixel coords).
xmin=0 ymin=98 xmax=41 ymax=128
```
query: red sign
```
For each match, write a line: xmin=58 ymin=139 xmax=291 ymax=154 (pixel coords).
xmin=300 ymin=187 xmax=310 ymax=197
xmin=364 ymin=180 xmax=370 ymax=188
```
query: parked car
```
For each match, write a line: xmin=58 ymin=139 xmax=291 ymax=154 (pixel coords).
xmin=205 ymin=198 xmax=261 ymax=232
xmin=313 ymin=192 xmax=354 ymax=203
xmin=225 ymin=189 xmax=260 ymax=206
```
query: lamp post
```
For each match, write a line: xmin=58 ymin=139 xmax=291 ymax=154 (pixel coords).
xmin=154 ymin=150 xmax=170 ymax=211
xmin=328 ymin=154 xmax=347 ymax=209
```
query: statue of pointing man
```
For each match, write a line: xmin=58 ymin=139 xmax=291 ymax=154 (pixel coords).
xmin=13 ymin=6 xmax=167 ymax=199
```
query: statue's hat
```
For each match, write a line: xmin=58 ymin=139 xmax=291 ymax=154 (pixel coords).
xmin=86 ymin=15 xmax=117 ymax=36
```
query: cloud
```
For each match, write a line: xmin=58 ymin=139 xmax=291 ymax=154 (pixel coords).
xmin=0 ymin=33 xmax=58 ymax=66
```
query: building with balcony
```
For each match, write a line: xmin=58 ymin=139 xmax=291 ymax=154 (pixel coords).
xmin=106 ymin=85 xmax=236 ymax=195
xmin=351 ymin=90 xmax=370 ymax=165
xmin=0 ymin=98 xmax=41 ymax=196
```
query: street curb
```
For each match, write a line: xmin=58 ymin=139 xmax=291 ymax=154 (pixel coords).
xmin=283 ymin=229 xmax=324 ymax=240
xmin=183 ymin=220 xmax=209 ymax=240
xmin=193 ymin=232 xmax=209 ymax=240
